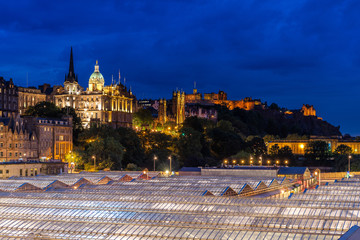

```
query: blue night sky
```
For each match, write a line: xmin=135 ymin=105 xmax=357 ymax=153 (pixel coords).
xmin=0 ymin=0 xmax=359 ymax=135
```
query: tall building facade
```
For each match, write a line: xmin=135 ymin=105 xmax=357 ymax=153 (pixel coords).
xmin=54 ymin=48 xmax=136 ymax=128
xmin=0 ymin=116 xmax=38 ymax=162
xmin=18 ymin=87 xmax=47 ymax=115
xmin=0 ymin=77 xmax=18 ymax=117
xmin=23 ymin=116 xmax=73 ymax=160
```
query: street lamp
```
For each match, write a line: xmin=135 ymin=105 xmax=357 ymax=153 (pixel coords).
xmin=348 ymin=155 xmax=352 ymax=173
xmin=153 ymin=155 xmax=157 ymax=172
xmin=224 ymin=159 xmax=228 ymax=165
xmin=92 ymin=155 xmax=96 ymax=171
xmin=267 ymin=160 xmax=271 ymax=166
xmin=259 ymin=156 xmax=262 ymax=166
xmin=285 ymin=160 xmax=288 ymax=166
xmin=241 ymin=160 xmax=245 ymax=165
xmin=276 ymin=160 xmax=280 ymax=166
xmin=232 ymin=160 xmax=236 ymax=166
xmin=70 ymin=162 xmax=75 ymax=173
xmin=168 ymin=156 xmax=172 ymax=175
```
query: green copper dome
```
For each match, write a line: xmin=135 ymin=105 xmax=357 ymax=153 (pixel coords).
xmin=89 ymin=60 xmax=104 ymax=84
xmin=89 ymin=72 xmax=104 ymax=82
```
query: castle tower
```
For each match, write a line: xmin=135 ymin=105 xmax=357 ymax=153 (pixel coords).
xmin=172 ymin=90 xmax=185 ymax=125
xmin=158 ymin=99 xmax=167 ymax=124
xmin=301 ymin=104 xmax=316 ymax=116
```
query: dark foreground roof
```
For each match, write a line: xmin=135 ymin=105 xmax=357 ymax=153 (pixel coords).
xmin=179 ymin=167 xmax=201 ymax=172
xmin=339 ymin=225 xmax=360 ymax=240
xmin=278 ymin=167 xmax=308 ymax=175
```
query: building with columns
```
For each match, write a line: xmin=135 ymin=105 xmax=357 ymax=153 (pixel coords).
xmin=54 ymin=48 xmax=136 ymax=128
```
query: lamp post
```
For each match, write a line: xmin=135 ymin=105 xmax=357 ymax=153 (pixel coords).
xmin=232 ymin=160 xmax=236 ymax=166
xmin=267 ymin=160 xmax=271 ymax=166
xmin=348 ymin=155 xmax=352 ymax=174
xmin=250 ymin=156 xmax=253 ymax=166
xmin=168 ymin=156 xmax=172 ymax=175
xmin=259 ymin=156 xmax=262 ymax=166
xmin=153 ymin=155 xmax=157 ymax=172
xmin=92 ymin=155 xmax=96 ymax=171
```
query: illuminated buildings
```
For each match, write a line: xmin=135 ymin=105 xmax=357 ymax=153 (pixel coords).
xmin=23 ymin=116 xmax=73 ymax=160
xmin=54 ymin=48 xmax=136 ymax=128
xmin=17 ymin=87 xmax=47 ymax=115
xmin=268 ymin=137 xmax=360 ymax=155
xmin=0 ymin=116 xmax=38 ymax=161
xmin=0 ymin=77 xmax=17 ymax=117
xmin=185 ymin=86 xmax=264 ymax=111
xmin=0 ymin=114 xmax=72 ymax=162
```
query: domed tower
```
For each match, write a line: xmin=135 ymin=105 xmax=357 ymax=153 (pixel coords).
xmin=88 ymin=60 xmax=105 ymax=92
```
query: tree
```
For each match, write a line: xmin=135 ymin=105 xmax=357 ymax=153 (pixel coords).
xmin=334 ymin=144 xmax=353 ymax=155
xmin=216 ymin=120 xmax=234 ymax=132
xmin=133 ymin=109 xmax=154 ymax=129
xmin=25 ymin=101 xmax=63 ymax=118
xmin=62 ymin=106 xmax=83 ymax=142
xmin=177 ymin=127 xmax=204 ymax=167
xmin=263 ymin=135 xmax=279 ymax=143
xmin=333 ymin=144 xmax=353 ymax=172
xmin=269 ymin=144 xmax=280 ymax=156
xmin=247 ymin=137 xmax=267 ymax=157
xmin=116 ymin=127 xmax=145 ymax=167
xmin=207 ymin=125 xmax=245 ymax=160
xmin=304 ymin=141 xmax=331 ymax=165
xmin=269 ymin=103 xmax=280 ymax=111
xmin=278 ymin=146 xmax=293 ymax=160
xmin=64 ymin=150 xmax=83 ymax=171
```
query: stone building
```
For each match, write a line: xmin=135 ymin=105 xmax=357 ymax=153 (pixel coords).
xmin=0 ymin=161 xmax=66 ymax=178
xmin=185 ymin=87 xmax=263 ymax=111
xmin=0 ymin=114 xmax=73 ymax=162
xmin=54 ymin=48 xmax=136 ymax=128
xmin=301 ymin=104 xmax=316 ymax=117
xmin=0 ymin=116 xmax=38 ymax=162
xmin=17 ymin=87 xmax=47 ymax=115
xmin=23 ymin=116 xmax=73 ymax=160
xmin=0 ymin=77 xmax=18 ymax=117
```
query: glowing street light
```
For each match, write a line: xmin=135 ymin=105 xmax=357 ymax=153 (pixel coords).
xmin=153 ymin=155 xmax=157 ymax=171
xmin=224 ymin=159 xmax=228 ymax=165
xmin=285 ymin=160 xmax=288 ymax=166
xmin=348 ymin=155 xmax=352 ymax=173
xmin=168 ymin=156 xmax=172 ymax=175
xmin=267 ymin=160 xmax=271 ymax=166
xmin=232 ymin=160 xmax=236 ymax=165
xmin=241 ymin=160 xmax=245 ymax=165
xmin=92 ymin=155 xmax=96 ymax=171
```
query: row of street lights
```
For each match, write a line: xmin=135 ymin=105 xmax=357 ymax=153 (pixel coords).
xmin=223 ymin=159 xmax=288 ymax=166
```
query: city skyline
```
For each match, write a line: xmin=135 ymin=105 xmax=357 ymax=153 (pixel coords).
xmin=0 ymin=0 xmax=359 ymax=135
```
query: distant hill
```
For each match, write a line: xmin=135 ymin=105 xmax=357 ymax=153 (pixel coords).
xmin=217 ymin=107 xmax=341 ymax=138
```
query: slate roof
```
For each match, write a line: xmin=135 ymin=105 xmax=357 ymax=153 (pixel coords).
xmin=278 ymin=167 xmax=308 ymax=175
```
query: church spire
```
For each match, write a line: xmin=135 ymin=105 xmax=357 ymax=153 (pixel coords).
xmin=65 ymin=47 xmax=77 ymax=82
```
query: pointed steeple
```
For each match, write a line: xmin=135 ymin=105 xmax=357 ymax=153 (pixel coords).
xmin=65 ymin=47 xmax=77 ymax=83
